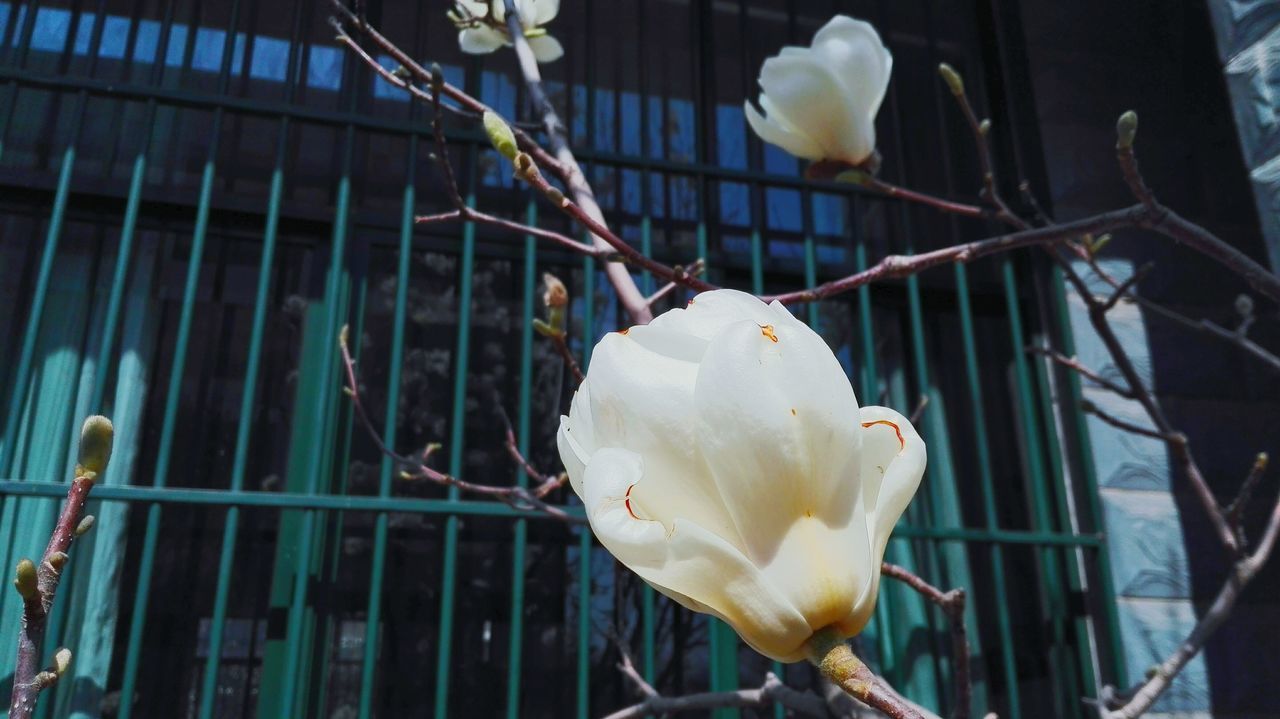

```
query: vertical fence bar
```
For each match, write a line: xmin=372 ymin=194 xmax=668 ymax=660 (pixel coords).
xmin=505 ymin=200 xmax=537 ymax=719
xmin=117 ymin=3 xmax=243 ymax=712
xmin=576 ymin=255 xmax=595 ymax=719
xmin=198 ymin=0 xmax=308 ymax=711
xmin=635 ymin=0 xmax=657 ymax=683
xmin=0 ymin=0 xmax=41 ymax=163
xmin=277 ymin=122 xmax=356 ymax=717
xmin=953 ymin=264 xmax=1021 ymax=717
xmin=196 ymin=119 xmax=292 ymax=719
xmin=1000 ymin=259 xmax=1075 ymax=718
xmin=433 ymin=147 xmax=479 ymax=719
xmin=1046 ymin=265 xmax=1128 ymax=689
xmin=355 ymin=128 xmax=418 ymax=719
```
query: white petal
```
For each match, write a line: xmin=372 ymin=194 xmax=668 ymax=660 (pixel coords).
xmin=809 ymin=16 xmax=893 ymax=128
xmin=648 ymin=288 xmax=778 ymax=342
xmin=457 ymin=0 xmax=490 ymax=19
xmin=580 ymin=330 xmax=741 ymax=543
xmin=744 ymin=99 xmax=825 ymax=161
xmin=693 ymin=305 xmax=863 ymax=561
xmin=583 ymin=448 xmax=813 ymax=661
xmin=556 ymin=415 xmax=589 ymax=496
xmin=527 ymin=0 xmax=560 ymax=27
xmin=858 ymin=405 xmax=926 ymax=563
xmin=458 ymin=26 xmax=507 ymax=54
xmin=759 ymin=508 xmax=875 ymax=641
xmin=528 ymin=34 xmax=564 ymax=63
xmin=757 ymin=53 xmax=872 ymax=164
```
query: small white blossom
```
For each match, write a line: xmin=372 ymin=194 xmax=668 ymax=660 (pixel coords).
xmin=745 ymin=16 xmax=892 ymax=166
xmin=454 ymin=0 xmax=563 ymax=64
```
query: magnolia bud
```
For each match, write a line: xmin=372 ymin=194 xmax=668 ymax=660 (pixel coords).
xmin=14 ymin=559 xmax=37 ymax=600
xmin=53 ymin=647 xmax=72 ymax=676
xmin=1116 ymin=111 xmax=1138 ymax=150
xmin=938 ymin=63 xmax=965 ymax=96
xmin=76 ymin=415 xmax=114 ymax=480
xmin=483 ymin=111 xmax=519 ymax=161
xmin=75 ymin=515 xmax=96 ymax=537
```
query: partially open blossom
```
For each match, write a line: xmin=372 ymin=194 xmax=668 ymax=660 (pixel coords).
xmin=557 ymin=290 xmax=925 ymax=662
xmin=453 ymin=0 xmax=564 ymax=64
xmin=745 ymin=16 xmax=892 ymax=167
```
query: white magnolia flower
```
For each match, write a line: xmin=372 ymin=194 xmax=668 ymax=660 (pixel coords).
xmin=745 ymin=16 xmax=892 ymax=166
xmin=455 ymin=0 xmax=564 ymax=64
xmin=557 ymin=290 xmax=925 ymax=662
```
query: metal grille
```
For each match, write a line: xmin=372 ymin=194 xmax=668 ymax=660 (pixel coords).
xmin=0 ymin=0 xmax=1124 ymax=717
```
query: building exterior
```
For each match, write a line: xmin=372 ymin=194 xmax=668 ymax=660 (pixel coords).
xmin=0 ymin=1 xmax=1274 ymax=718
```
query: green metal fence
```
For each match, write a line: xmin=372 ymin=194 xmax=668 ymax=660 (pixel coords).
xmin=0 ymin=0 xmax=1124 ymax=717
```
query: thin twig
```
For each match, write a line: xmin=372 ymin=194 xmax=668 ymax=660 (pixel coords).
xmin=1079 ymin=399 xmax=1172 ymax=442
xmin=765 ymin=206 xmax=1147 ymax=304
xmin=500 ymin=0 xmax=651 ymax=324
xmin=1056 ymin=255 xmax=1240 ymax=555
xmin=882 ymin=562 xmax=970 ymax=719
xmin=339 ymin=327 xmax=582 ymax=524
xmin=1028 ymin=346 xmax=1135 ymax=399
xmin=9 ymin=418 xmax=112 ymax=719
xmin=602 ymin=672 xmax=829 ymax=719
xmin=1099 ymin=486 xmax=1280 ymax=719
xmin=645 ymin=259 xmax=707 ymax=308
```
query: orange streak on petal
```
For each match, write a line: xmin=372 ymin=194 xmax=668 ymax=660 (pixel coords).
xmin=759 ymin=324 xmax=778 ymax=343
xmin=861 ymin=419 xmax=905 ymax=452
xmin=625 ymin=483 xmax=639 ymax=519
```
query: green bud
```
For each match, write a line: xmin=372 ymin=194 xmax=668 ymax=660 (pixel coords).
xmin=76 ymin=415 xmax=114 ymax=479
xmin=979 ymin=119 xmax=992 ymax=135
xmin=430 ymin=62 xmax=445 ymax=99
xmin=483 ymin=111 xmax=520 ymax=161
xmin=938 ymin=63 xmax=964 ymax=96
xmin=1116 ymin=111 xmax=1138 ymax=150
xmin=14 ymin=559 xmax=37 ymax=600
xmin=834 ymin=169 xmax=874 ymax=187
xmin=75 ymin=515 xmax=95 ymax=537
xmin=53 ymin=647 xmax=72 ymax=676
xmin=47 ymin=552 xmax=68 ymax=572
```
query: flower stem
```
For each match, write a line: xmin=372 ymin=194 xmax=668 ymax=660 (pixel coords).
xmin=804 ymin=628 xmax=925 ymax=719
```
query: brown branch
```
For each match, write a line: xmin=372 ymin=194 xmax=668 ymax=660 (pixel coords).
xmin=938 ymin=64 xmax=1024 ymax=228
xmin=515 ymin=154 xmax=715 ymax=295
xmin=1079 ymin=399 xmax=1172 ymax=442
xmin=1056 ymin=256 xmax=1240 ymax=555
xmin=330 ymin=1 xmax=568 ymax=177
xmin=1100 ymin=483 xmax=1279 ymax=719
xmin=807 ymin=630 xmax=926 ymax=719
xmin=1028 ymin=346 xmax=1135 ymax=399
xmin=500 ymin=0 xmax=651 ymax=324
xmin=601 ymin=672 xmax=829 ymax=719
xmin=766 ymin=206 xmax=1148 ymax=305
xmin=9 ymin=417 xmax=112 ymax=719
xmin=645 ymin=259 xmax=707 ymax=308
xmin=882 ymin=562 xmax=970 ymax=719
xmin=497 ymin=406 xmax=568 ymax=499
xmin=339 ymin=327 xmax=583 ymax=524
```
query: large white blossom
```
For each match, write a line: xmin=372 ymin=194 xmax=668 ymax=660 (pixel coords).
xmin=455 ymin=0 xmax=563 ymax=64
xmin=557 ymin=290 xmax=925 ymax=662
xmin=745 ymin=16 xmax=892 ymax=166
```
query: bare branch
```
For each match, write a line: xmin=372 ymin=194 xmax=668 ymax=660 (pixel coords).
xmin=766 ymin=206 xmax=1147 ymax=305
xmin=499 ymin=0 xmax=651 ymax=323
xmin=9 ymin=417 xmax=112 ymax=719
xmin=882 ymin=562 xmax=970 ymax=719
xmin=338 ymin=327 xmax=583 ymax=524
xmin=601 ymin=672 xmax=829 ymax=719
xmin=645 ymin=259 xmax=707 ymax=308
xmin=1028 ymin=346 xmax=1135 ymax=399
xmin=1100 ymin=487 xmax=1280 ymax=719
